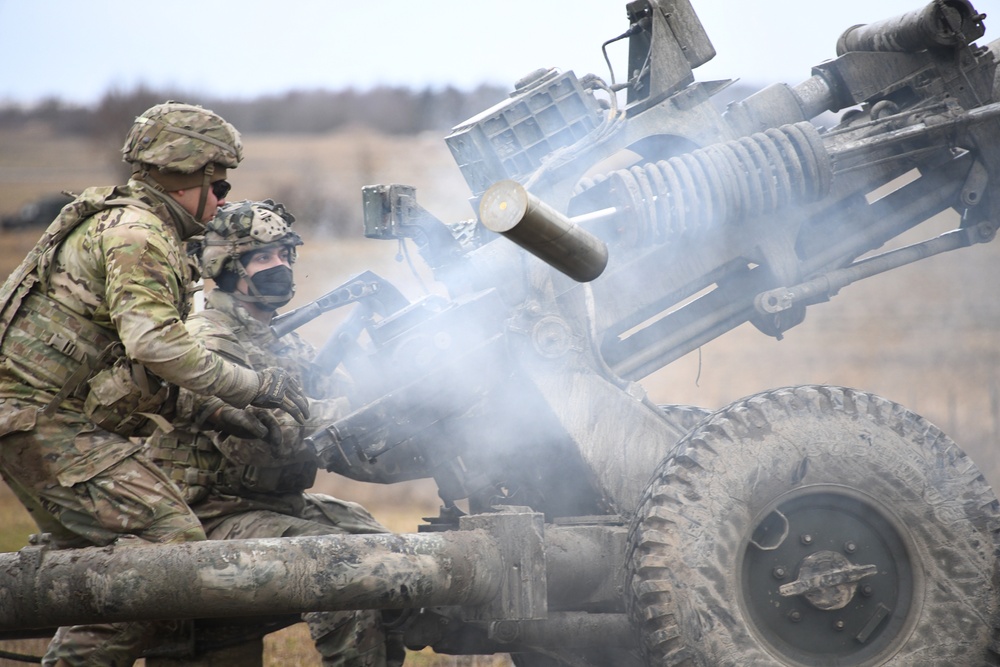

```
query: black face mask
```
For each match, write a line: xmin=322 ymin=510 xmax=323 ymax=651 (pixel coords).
xmin=247 ymin=264 xmax=295 ymax=309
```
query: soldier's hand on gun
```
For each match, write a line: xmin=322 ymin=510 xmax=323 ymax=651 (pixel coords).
xmin=198 ymin=397 xmax=286 ymax=447
xmin=248 ymin=407 xmax=284 ymax=448
xmin=211 ymin=403 xmax=270 ymax=440
xmin=251 ymin=367 xmax=310 ymax=424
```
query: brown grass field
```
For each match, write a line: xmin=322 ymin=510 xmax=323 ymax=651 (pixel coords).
xmin=1 ymin=125 xmax=999 ymax=665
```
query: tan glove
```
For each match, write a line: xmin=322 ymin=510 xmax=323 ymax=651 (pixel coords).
xmin=251 ymin=367 xmax=310 ymax=424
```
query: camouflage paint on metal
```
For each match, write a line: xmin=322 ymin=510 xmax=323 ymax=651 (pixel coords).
xmin=208 ymin=498 xmax=392 ymax=667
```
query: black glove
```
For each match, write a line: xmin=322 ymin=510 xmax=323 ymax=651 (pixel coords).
xmin=215 ymin=406 xmax=270 ymax=439
xmin=251 ymin=407 xmax=285 ymax=448
xmin=196 ymin=397 xmax=269 ymax=440
xmin=251 ymin=367 xmax=310 ymax=424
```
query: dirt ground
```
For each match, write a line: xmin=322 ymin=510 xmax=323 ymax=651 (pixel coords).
xmin=1 ymin=125 xmax=999 ymax=665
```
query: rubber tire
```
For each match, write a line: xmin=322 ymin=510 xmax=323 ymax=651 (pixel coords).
xmin=656 ymin=404 xmax=713 ymax=442
xmin=626 ymin=385 xmax=1000 ymax=666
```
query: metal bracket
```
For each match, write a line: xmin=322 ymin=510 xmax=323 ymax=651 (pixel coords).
xmin=460 ymin=506 xmax=546 ymax=622
xmin=755 ymin=219 xmax=999 ymax=315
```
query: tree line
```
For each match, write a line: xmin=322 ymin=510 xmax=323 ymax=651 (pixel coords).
xmin=0 ymin=82 xmax=765 ymax=232
xmin=0 ymin=84 xmax=509 ymax=140
xmin=0 ymin=85 xmax=512 ymax=230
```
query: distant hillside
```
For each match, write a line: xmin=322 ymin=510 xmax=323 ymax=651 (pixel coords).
xmin=0 ymin=85 xmax=512 ymax=134
xmin=0 ymin=79 xmax=764 ymax=233
xmin=0 ymin=80 xmax=764 ymax=137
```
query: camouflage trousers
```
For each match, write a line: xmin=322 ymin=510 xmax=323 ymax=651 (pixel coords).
xmin=0 ymin=400 xmax=205 ymax=667
xmin=203 ymin=493 xmax=403 ymax=667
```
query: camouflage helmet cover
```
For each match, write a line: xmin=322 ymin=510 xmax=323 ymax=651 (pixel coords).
xmin=122 ymin=101 xmax=243 ymax=173
xmin=199 ymin=199 xmax=303 ymax=279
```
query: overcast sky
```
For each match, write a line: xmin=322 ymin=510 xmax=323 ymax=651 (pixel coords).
xmin=1 ymin=0 xmax=996 ymax=106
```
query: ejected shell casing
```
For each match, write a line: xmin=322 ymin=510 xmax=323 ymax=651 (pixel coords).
xmin=479 ymin=180 xmax=609 ymax=282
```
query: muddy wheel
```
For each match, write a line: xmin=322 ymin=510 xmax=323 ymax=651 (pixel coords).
xmin=656 ymin=404 xmax=713 ymax=441
xmin=626 ymin=385 xmax=1000 ymax=666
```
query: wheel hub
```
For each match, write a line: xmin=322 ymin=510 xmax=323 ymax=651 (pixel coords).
xmin=742 ymin=487 xmax=915 ymax=665
xmin=779 ymin=550 xmax=877 ymax=610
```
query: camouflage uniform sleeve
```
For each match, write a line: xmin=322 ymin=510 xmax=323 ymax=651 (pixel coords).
xmin=172 ymin=314 xmax=252 ymax=423
xmin=101 ymin=214 xmax=259 ymax=406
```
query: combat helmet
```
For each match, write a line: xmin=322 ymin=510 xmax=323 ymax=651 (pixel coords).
xmin=197 ymin=199 xmax=303 ymax=308
xmin=122 ymin=101 xmax=243 ymax=220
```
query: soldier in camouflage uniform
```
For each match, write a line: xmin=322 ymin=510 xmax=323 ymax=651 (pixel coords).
xmin=0 ymin=103 xmax=310 ymax=667
xmin=146 ymin=199 xmax=404 ymax=667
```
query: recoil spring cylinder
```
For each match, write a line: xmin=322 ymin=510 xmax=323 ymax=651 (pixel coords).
xmin=603 ymin=121 xmax=832 ymax=246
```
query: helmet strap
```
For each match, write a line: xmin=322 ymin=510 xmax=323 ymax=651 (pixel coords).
xmin=227 ymin=255 xmax=294 ymax=311
xmin=194 ymin=163 xmax=215 ymax=222
xmin=229 ymin=250 xmax=269 ymax=303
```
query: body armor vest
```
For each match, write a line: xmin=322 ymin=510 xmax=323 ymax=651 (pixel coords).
xmin=0 ymin=186 xmax=176 ymax=436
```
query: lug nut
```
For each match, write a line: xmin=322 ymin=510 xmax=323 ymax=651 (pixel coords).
xmin=773 ymin=566 xmax=787 ymax=579
xmin=788 ymin=610 xmax=802 ymax=623
xmin=844 ymin=541 xmax=857 ymax=554
xmin=861 ymin=584 xmax=874 ymax=597
xmin=834 ymin=620 xmax=846 ymax=631
xmin=801 ymin=534 xmax=813 ymax=545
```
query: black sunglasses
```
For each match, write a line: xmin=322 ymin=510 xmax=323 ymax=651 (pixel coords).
xmin=211 ymin=180 xmax=231 ymax=199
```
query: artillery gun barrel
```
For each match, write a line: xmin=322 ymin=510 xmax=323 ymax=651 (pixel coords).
xmin=836 ymin=0 xmax=986 ymax=54
xmin=825 ymin=101 xmax=1000 ymax=166
xmin=495 ymin=102 xmax=999 ymax=275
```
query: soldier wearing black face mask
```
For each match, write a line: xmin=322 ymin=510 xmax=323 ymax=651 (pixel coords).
xmin=144 ymin=199 xmax=403 ymax=667
xmin=199 ymin=198 xmax=302 ymax=314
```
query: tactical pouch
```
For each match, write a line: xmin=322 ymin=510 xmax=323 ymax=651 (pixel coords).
xmin=221 ymin=461 xmax=317 ymax=495
xmin=146 ymin=431 xmax=221 ymax=505
xmin=84 ymin=357 xmax=171 ymax=438
xmin=2 ymin=292 xmax=116 ymax=394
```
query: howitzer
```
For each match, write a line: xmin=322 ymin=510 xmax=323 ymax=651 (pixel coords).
xmin=3 ymin=1 xmax=1000 ymax=665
